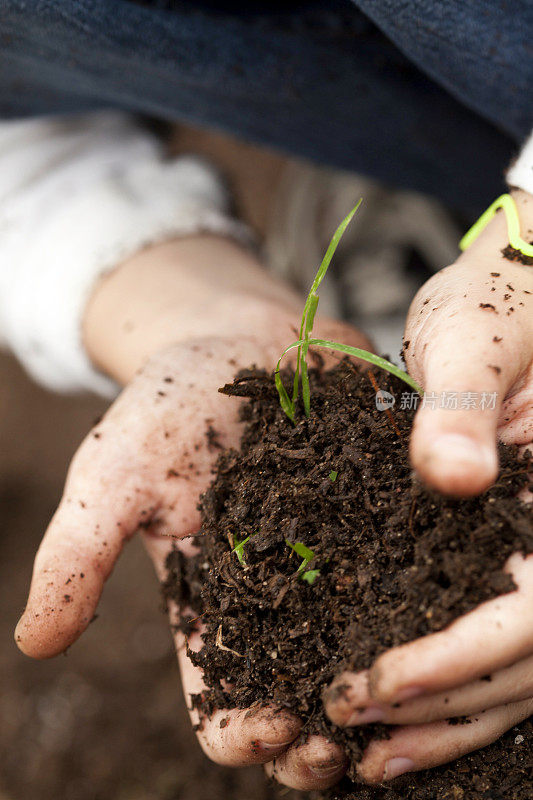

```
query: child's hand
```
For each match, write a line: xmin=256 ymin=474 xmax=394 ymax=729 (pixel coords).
xmin=408 ymin=189 xmax=533 ymax=499
xmin=324 ymin=190 xmax=533 ymax=783
xmin=14 ymin=235 xmax=370 ymax=792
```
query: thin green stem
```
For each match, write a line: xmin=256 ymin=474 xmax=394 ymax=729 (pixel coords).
xmin=294 ymin=201 xmax=362 ymax=415
xmin=459 ymin=193 xmax=533 ymax=257
xmin=275 ymin=199 xmax=421 ymax=420
xmin=277 ymin=339 xmax=423 ymax=397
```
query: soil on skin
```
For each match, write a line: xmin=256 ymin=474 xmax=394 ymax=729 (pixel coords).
xmin=502 ymin=244 xmax=533 ymax=266
xmin=163 ymin=361 xmax=533 ymax=798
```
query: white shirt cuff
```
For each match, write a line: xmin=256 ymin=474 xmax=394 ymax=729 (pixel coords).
xmin=0 ymin=113 xmax=249 ymax=396
xmin=507 ymin=130 xmax=533 ymax=195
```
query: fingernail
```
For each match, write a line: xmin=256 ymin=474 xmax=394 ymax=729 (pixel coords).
xmin=392 ymin=686 xmax=425 ymax=703
xmin=308 ymin=760 xmax=346 ymax=778
xmin=258 ymin=737 xmax=297 ymax=752
xmin=431 ymin=434 xmax=495 ymax=472
xmin=383 ymin=757 xmax=415 ymax=780
xmin=345 ymin=706 xmax=385 ymax=725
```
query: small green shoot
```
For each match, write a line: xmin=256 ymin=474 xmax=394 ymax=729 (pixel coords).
xmin=460 ymin=193 xmax=533 ymax=257
xmin=285 ymin=540 xmax=320 ymax=583
xmin=275 ymin=201 xmax=361 ymax=422
xmin=285 ymin=539 xmax=315 ymax=571
xmin=275 ymin=202 xmax=423 ymax=421
xmin=301 ymin=569 xmax=321 ymax=585
xmin=329 ymin=470 xmax=338 ymax=482
xmin=233 ymin=532 xmax=256 ymax=565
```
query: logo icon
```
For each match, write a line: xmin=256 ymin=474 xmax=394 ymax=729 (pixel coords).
xmin=375 ymin=390 xmax=395 ymax=411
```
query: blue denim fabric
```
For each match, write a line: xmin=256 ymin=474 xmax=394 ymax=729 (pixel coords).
xmin=0 ymin=1 xmax=530 ymax=213
xmin=352 ymin=1 xmax=533 ymax=142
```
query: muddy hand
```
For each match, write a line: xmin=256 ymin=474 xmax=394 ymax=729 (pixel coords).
xmin=406 ymin=188 xmax=533 ymax=497
xmin=324 ymin=190 xmax=533 ymax=783
xmin=14 ymin=236 xmax=369 ymax=791
xmin=323 ymin=549 xmax=533 ymax=782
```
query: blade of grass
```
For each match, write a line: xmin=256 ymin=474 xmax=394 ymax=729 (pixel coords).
xmin=280 ymin=200 xmax=363 ymax=418
xmin=459 ymin=193 xmax=533 ymax=257
xmin=285 ymin=539 xmax=316 ymax=574
xmin=233 ymin=531 xmax=258 ymax=565
xmin=286 ymin=541 xmax=315 ymax=561
xmin=279 ymin=338 xmax=423 ymax=396
xmin=303 ymin=200 xmax=363 ymax=317
xmin=300 ymin=293 xmax=318 ymax=416
xmin=274 ymin=370 xmax=296 ymax=423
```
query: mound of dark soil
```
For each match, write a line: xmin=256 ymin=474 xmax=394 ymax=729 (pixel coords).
xmin=163 ymin=361 xmax=532 ymax=798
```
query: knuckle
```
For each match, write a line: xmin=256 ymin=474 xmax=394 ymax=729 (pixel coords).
xmin=248 ymin=709 xmax=300 ymax=744
xmin=368 ymin=656 xmax=393 ymax=702
xmin=501 ymin=697 xmax=532 ymax=731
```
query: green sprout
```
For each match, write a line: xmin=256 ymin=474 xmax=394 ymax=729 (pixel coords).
xmin=301 ymin=569 xmax=321 ymax=585
xmin=329 ymin=470 xmax=338 ymax=482
xmin=285 ymin=540 xmax=315 ymax=571
xmin=233 ymin=532 xmax=257 ymax=565
xmin=285 ymin=540 xmax=320 ymax=583
xmin=275 ymin=202 xmax=423 ymax=422
xmin=459 ymin=193 xmax=533 ymax=257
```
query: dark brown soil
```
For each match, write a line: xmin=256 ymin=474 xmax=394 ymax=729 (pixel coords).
xmin=163 ymin=360 xmax=532 ymax=798
xmin=502 ymin=244 xmax=533 ymax=266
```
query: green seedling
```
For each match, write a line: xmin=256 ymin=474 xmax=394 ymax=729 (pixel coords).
xmin=459 ymin=193 xmax=533 ymax=257
xmin=233 ymin=532 xmax=257 ymax=565
xmin=301 ymin=569 xmax=321 ymax=585
xmin=275 ymin=202 xmax=423 ymax=422
xmin=329 ymin=470 xmax=338 ymax=482
xmin=285 ymin=539 xmax=320 ymax=583
xmin=285 ymin=540 xmax=315 ymax=571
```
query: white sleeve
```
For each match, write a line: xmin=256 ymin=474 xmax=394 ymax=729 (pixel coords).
xmin=507 ymin=130 xmax=533 ymax=195
xmin=0 ymin=111 xmax=249 ymax=396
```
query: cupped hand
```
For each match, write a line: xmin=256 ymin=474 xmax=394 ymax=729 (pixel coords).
xmin=324 ymin=190 xmax=533 ymax=783
xmin=15 ymin=291 xmax=368 ymax=791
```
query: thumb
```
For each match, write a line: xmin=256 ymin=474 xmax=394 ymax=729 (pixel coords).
xmin=407 ymin=294 xmax=527 ymax=497
xmin=14 ymin=425 xmax=153 ymax=658
xmin=410 ymin=364 xmax=503 ymax=497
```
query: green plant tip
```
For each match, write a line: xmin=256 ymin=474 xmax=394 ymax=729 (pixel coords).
xmin=285 ymin=540 xmax=315 ymax=562
xmin=460 ymin=193 xmax=533 ymax=257
xmin=275 ymin=199 xmax=422 ymax=420
xmin=302 ymin=569 xmax=321 ymax=585
xmin=285 ymin=539 xmax=318 ymax=575
xmin=329 ymin=470 xmax=338 ymax=482
xmin=233 ymin=532 xmax=257 ymax=565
